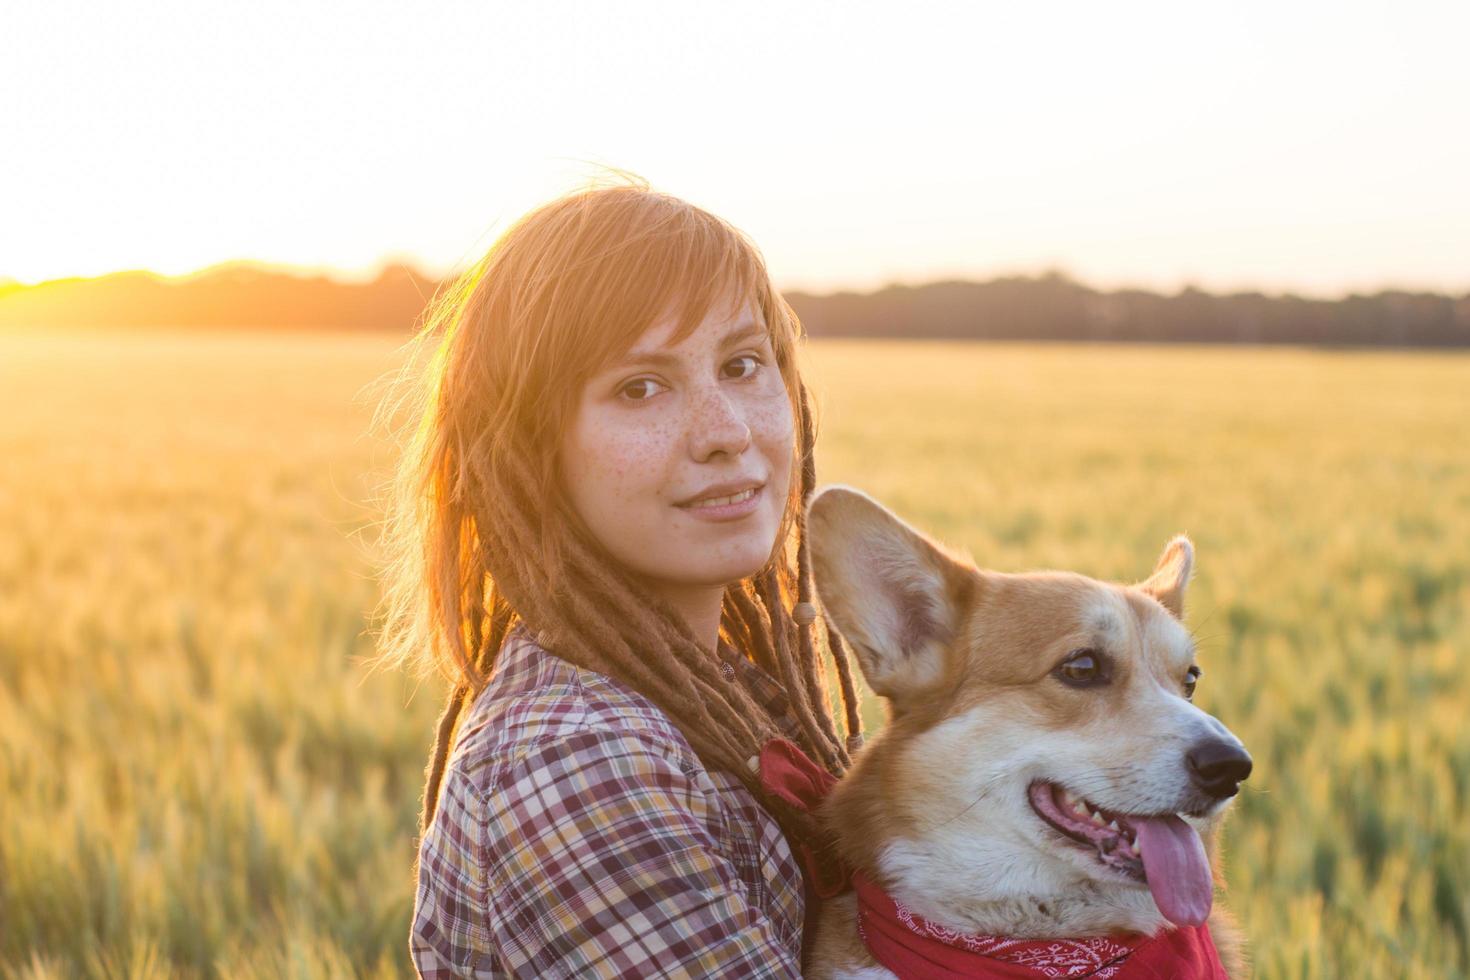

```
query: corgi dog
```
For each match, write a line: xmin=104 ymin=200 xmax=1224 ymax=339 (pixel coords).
xmin=801 ymin=486 xmax=1252 ymax=979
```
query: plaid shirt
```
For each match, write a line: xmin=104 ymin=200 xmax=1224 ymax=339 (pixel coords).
xmin=410 ymin=623 xmax=808 ymax=978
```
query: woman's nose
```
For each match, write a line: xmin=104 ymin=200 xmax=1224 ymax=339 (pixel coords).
xmin=687 ymin=384 xmax=751 ymax=461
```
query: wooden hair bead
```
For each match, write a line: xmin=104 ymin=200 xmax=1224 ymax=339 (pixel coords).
xmin=747 ymin=754 xmax=761 ymax=775
xmin=535 ymin=629 xmax=555 ymax=650
xmin=791 ymin=602 xmax=817 ymax=626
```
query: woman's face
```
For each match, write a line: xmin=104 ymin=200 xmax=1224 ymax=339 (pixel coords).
xmin=559 ymin=293 xmax=795 ymax=606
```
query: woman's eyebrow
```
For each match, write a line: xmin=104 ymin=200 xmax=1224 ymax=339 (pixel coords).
xmin=615 ymin=320 xmax=766 ymax=369
xmin=720 ymin=321 xmax=767 ymax=348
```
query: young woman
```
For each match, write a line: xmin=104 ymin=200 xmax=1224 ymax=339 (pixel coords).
xmin=375 ymin=179 xmax=864 ymax=977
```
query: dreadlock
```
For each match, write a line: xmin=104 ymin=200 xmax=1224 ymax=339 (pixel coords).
xmin=371 ymin=176 xmax=864 ymax=872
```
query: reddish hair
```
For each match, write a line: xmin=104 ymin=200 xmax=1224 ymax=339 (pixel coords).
xmin=371 ymin=174 xmax=862 ymax=854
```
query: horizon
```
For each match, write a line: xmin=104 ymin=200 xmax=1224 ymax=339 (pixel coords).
xmin=5 ymin=256 xmax=1467 ymax=304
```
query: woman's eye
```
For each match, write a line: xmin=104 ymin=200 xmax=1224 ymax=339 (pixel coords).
xmin=1053 ymin=649 xmax=1108 ymax=687
xmin=1184 ymin=666 xmax=1201 ymax=700
xmin=721 ymin=354 xmax=762 ymax=380
xmin=618 ymin=378 xmax=665 ymax=401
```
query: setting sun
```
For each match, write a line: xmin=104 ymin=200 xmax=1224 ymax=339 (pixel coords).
xmin=5 ymin=1 xmax=1468 ymax=296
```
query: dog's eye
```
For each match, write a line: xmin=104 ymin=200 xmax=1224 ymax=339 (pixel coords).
xmin=1054 ymin=649 xmax=1108 ymax=687
xmin=1184 ymin=665 xmax=1202 ymax=700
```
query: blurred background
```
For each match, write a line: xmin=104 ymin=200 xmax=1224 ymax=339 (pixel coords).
xmin=2 ymin=2 xmax=1466 ymax=977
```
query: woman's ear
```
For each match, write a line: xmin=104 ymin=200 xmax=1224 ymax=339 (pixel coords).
xmin=806 ymin=486 xmax=968 ymax=701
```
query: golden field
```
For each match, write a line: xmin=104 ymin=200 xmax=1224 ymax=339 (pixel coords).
xmin=1 ymin=328 xmax=1466 ymax=978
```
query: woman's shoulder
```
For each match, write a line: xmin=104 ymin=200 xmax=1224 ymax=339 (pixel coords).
xmin=444 ymin=622 xmax=695 ymax=793
xmin=415 ymin=627 xmax=809 ymax=979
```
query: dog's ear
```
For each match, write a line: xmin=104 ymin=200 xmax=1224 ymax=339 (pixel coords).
xmin=1138 ymin=534 xmax=1194 ymax=618
xmin=807 ymin=485 xmax=969 ymax=701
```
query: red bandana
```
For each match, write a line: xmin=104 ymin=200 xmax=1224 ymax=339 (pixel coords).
xmin=853 ymin=869 xmax=1227 ymax=978
xmin=757 ymin=737 xmax=1230 ymax=980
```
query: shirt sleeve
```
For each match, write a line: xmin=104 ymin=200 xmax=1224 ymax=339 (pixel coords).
xmin=479 ymin=726 xmax=801 ymax=979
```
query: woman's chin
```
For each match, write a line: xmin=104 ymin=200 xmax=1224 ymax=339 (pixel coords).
xmin=639 ymin=547 xmax=773 ymax=593
xmin=687 ymin=555 xmax=771 ymax=589
xmin=619 ymin=510 xmax=785 ymax=591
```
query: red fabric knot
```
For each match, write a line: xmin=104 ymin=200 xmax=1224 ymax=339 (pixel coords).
xmin=757 ymin=736 xmax=837 ymax=812
xmin=755 ymin=737 xmax=851 ymax=899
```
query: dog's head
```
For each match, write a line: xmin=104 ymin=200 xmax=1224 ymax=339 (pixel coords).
xmin=808 ymin=486 xmax=1251 ymax=937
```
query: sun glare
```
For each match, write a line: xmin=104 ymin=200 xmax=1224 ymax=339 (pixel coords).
xmin=3 ymin=1 xmax=1468 ymax=296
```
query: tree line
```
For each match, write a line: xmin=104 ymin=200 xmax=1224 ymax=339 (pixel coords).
xmin=785 ymin=272 xmax=1470 ymax=347
xmin=2 ymin=264 xmax=1466 ymax=346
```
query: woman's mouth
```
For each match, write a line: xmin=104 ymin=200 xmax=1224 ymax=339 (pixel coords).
xmin=676 ymin=484 xmax=763 ymax=521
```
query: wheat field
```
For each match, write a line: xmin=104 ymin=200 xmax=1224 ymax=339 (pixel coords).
xmin=1 ymin=328 xmax=1466 ymax=978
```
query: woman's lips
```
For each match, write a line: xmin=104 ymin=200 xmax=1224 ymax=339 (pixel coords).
xmin=676 ymin=485 xmax=763 ymax=521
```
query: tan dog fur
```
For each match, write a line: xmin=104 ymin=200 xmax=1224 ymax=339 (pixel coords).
xmin=803 ymin=487 xmax=1249 ymax=979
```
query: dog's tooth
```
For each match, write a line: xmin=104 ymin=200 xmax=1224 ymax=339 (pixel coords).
xmin=1090 ymin=811 xmax=1106 ymax=825
xmin=1108 ymin=820 xmax=1121 ymax=832
xmin=1072 ymin=801 xmax=1089 ymax=817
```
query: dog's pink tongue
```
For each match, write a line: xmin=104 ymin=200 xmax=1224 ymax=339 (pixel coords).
xmin=1133 ymin=814 xmax=1213 ymax=927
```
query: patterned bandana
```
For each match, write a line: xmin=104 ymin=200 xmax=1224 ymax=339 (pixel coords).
xmin=756 ymin=737 xmax=1229 ymax=979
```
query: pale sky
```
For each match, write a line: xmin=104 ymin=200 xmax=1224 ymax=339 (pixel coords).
xmin=4 ymin=0 xmax=1468 ymax=297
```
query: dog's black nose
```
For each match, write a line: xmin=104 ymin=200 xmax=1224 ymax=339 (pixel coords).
xmin=1186 ymin=740 xmax=1253 ymax=799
